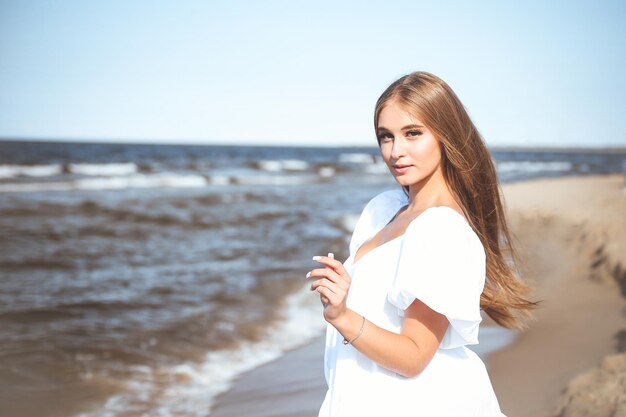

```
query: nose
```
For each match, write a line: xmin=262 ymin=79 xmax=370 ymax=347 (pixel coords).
xmin=390 ymin=137 xmax=406 ymax=160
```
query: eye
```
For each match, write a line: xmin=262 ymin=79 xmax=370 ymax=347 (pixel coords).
xmin=377 ymin=133 xmax=394 ymax=144
xmin=406 ymin=130 xmax=422 ymax=137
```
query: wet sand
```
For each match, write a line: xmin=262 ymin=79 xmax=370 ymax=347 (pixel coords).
xmin=209 ymin=174 xmax=626 ymax=417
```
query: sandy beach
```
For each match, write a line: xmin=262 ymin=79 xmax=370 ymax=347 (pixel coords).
xmin=488 ymin=174 xmax=626 ymax=417
xmin=211 ymin=173 xmax=626 ymax=417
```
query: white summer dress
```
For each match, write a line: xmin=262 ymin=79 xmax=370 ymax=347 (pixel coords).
xmin=319 ymin=189 xmax=506 ymax=417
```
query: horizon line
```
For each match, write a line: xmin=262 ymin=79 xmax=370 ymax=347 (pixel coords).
xmin=1 ymin=136 xmax=625 ymax=153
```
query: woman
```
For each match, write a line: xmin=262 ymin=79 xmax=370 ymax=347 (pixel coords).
xmin=306 ymin=71 xmax=536 ymax=416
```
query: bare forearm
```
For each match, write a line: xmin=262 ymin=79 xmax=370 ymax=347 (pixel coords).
xmin=330 ymin=309 xmax=428 ymax=378
xmin=307 ymin=255 xmax=445 ymax=377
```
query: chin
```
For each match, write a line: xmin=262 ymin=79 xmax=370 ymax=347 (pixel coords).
xmin=394 ymin=177 xmax=413 ymax=187
xmin=395 ymin=174 xmax=427 ymax=189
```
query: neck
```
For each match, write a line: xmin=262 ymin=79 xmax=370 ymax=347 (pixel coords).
xmin=406 ymin=166 xmax=454 ymax=213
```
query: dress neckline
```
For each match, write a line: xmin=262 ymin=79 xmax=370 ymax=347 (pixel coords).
xmin=351 ymin=205 xmax=469 ymax=267
xmin=351 ymin=232 xmax=404 ymax=267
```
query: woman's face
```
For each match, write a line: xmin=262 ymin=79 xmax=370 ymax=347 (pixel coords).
xmin=376 ymin=100 xmax=443 ymax=189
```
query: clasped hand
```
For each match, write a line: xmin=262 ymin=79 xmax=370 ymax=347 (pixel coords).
xmin=306 ymin=253 xmax=351 ymax=323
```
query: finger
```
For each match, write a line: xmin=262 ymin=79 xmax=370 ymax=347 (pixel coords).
xmin=310 ymin=278 xmax=346 ymax=298
xmin=316 ymin=286 xmax=341 ymax=305
xmin=312 ymin=255 xmax=343 ymax=269
xmin=307 ymin=267 xmax=341 ymax=280
xmin=311 ymin=256 xmax=351 ymax=283
xmin=306 ymin=268 xmax=348 ymax=290
xmin=310 ymin=278 xmax=338 ymax=292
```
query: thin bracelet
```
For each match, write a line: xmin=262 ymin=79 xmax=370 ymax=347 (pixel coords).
xmin=343 ymin=315 xmax=366 ymax=345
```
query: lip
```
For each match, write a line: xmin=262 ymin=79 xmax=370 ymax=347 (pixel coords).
xmin=392 ymin=164 xmax=412 ymax=174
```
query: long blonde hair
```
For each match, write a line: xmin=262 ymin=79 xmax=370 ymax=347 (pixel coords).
xmin=375 ymin=71 xmax=537 ymax=330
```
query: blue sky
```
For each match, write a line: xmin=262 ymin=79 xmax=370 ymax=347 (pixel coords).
xmin=1 ymin=0 xmax=624 ymax=147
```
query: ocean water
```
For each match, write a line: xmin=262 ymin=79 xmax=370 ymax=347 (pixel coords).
xmin=0 ymin=140 xmax=624 ymax=417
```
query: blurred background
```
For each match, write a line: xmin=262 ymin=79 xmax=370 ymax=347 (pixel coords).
xmin=1 ymin=1 xmax=625 ymax=417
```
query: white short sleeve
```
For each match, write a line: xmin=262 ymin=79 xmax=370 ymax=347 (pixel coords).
xmin=387 ymin=207 xmax=486 ymax=350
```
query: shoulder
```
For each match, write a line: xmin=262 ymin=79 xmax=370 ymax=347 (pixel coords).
xmin=406 ymin=206 xmax=485 ymax=256
xmin=410 ymin=206 xmax=466 ymax=227
xmin=362 ymin=189 xmax=408 ymax=216
xmin=399 ymin=207 xmax=487 ymax=291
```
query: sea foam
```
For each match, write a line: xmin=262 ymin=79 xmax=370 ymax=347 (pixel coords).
xmin=68 ymin=163 xmax=138 ymax=176
xmin=0 ymin=164 xmax=62 ymax=178
xmin=74 ymin=286 xmax=325 ymax=417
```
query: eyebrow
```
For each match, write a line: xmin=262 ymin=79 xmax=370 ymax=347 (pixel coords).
xmin=377 ymin=124 xmax=425 ymax=133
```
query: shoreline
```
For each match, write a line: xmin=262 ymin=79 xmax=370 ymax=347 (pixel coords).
xmin=209 ymin=173 xmax=626 ymax=417
xmin=209 ymin=336 xmax=327 ymax=417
